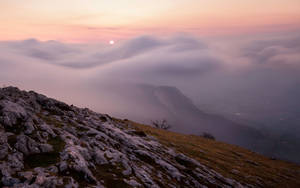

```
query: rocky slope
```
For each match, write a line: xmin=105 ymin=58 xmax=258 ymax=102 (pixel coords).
xmin=0 ymin=86 xmax=250 ymax=187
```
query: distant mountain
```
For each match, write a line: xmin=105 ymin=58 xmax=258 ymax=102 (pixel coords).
xmin=151 ymin=86 xmax=300 ymax=163
xmin=0 ymin=86 xmax=299 ymax=187
xmin=152 ymin=86 xmax=266 ymax=149
xmin=89 ymin=84 xmax=299 ymax=163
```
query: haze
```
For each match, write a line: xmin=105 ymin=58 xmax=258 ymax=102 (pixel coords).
xmin=1 ymin=1 xmax=300 ymax=163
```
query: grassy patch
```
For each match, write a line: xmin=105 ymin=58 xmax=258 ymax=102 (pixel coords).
xmin=93 ymin=163 xmax=131 ymax=188
xmin=24 ymin=152 xmax=60 ymax=168
xmin=131 ymin=130 xmax=147 ymax=137
xmin=48 ymin=136 xmax=66 ymax=152
xmin=75 ymin=126 xmax=89 ymax=133
xmin=60 ymin=169 xmax=93 ymax=187
xmin=7 ymin=134 xmax=17 ymax=147
xmin=24 ymin=136 xmax=65 ymax=169
xmin=118 ymin=119 xmax=300 ymax=188
xmin=100 ymin=116 xmax=107 ymax=122
xmin=37 ymin=113 xmax=64 ymax=128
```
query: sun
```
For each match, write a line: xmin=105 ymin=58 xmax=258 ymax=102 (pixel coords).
xmin=109 ymin=40 xmax=115 ymax=45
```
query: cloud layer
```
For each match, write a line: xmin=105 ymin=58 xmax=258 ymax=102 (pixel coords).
xmin=0 ymin=32 xmax=300 ymax=131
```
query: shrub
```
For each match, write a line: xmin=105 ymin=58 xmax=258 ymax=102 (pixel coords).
xmin=151 ymin=119 xmax=171 ymax=130
xmin=201 ymin=132 xmax=215 ymax=140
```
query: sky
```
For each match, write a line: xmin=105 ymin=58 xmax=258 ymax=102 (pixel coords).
xmin=1 ymin=0 xmax=300 ymax=42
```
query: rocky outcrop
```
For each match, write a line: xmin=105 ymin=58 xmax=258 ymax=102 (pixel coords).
xmin=0 ymin=87 xmax=248 ymax=187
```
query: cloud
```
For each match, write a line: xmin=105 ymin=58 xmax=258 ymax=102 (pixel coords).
xmin=0 ymin=32 xmax=300 ymax=126
xmin=241 ymin=34 xmax=300 ymax=67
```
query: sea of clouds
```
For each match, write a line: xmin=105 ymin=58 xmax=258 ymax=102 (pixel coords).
xmin=0 ymin=31 xmax=300 ymax=129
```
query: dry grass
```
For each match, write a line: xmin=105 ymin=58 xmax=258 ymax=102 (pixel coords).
xmin=114 ymin=119 xmax=300 ymax=187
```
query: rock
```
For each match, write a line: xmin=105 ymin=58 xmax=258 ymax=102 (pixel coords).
xmin=61 ymin=145 xmax=97 ymax=184
xmin=8 ymin=152 xmax=24 ymax=170
xmin=0 ymin=144 xmax=8 ymax=160
xmin=18 ymin=171 xmax=34 ymax=182
xmin=0 ymin=100 xmax=27 ymax=131
xmin=59 ymin=161 xmax=68 ymax=172
xmin=39 ymin=144 xmax=53 ymax=153
xmin=175 ymin=153 xmax=199 ymax=168
xmin=47 ymin=166 xmax=59 ymax=174
xmin=24 ymin=120 xmax=35 ymax=135
xmin=15 ymin=135 xmax=40 ymax=155
xmin=155 ymin=159 xmax=183 ymax=180
xmin=64 ymin=177 xmax=79 ymax=188
xmin=124 ymin=179 xmax=142 ymax=187
xmin=0 ymin=86 xmax=249 ymax=187
xmin=39 ymin=123 xmax=56 ymax=137
xmin=93 ymin=150 xmax=108 ymax=165
xmin=0 ymin=132 xmax=8 ymax=159
xmin=1 ymin=176 xmax=20 ymax=187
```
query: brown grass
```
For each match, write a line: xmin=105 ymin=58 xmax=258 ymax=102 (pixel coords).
xmin=114 ymin=119 xmax=300 ymax=187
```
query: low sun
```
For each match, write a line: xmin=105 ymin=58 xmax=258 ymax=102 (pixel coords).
xmin=109 ymin=40 xmax=115 ymax=45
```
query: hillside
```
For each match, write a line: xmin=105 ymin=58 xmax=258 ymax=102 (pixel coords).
xmin=0 ymin=86 xmax=299 ymax=187
xmin=126 ymin=120 xmax=300 ymax=187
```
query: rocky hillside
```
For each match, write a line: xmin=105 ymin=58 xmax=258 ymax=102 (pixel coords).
xmin=0 ymin=86 xmax=299 ymax=188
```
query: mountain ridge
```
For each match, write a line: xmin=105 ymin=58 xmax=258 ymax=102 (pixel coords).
xmin=150 ymin=86 xmax=264 ymax=150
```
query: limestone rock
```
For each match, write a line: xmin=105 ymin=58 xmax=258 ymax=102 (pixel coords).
xmin=0 ymin=86 xmax=249 ymax=187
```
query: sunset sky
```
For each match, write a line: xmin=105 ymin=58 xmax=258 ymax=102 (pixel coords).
xmin=1 ymin=0 xmax=300 ymax=42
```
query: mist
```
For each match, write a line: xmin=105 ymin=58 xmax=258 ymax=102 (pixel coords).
xmin=1 ymin=31 xmax=300 ymax=162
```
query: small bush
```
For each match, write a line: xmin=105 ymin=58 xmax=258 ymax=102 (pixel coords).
xmin=201 ymin=132 xmax=215 ymax=140
xmin=151 ymin=119 xmax=171 ymax=130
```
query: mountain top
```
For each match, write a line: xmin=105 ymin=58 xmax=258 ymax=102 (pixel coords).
xmin=0 ymin=86 xmax=299 ymax=187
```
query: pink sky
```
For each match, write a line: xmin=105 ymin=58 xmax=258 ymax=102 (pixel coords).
xmin=1 ymin=0 xmax=300 ymax=42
